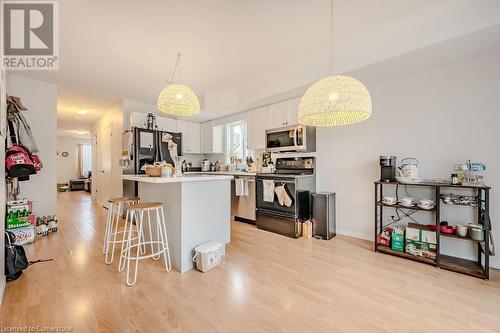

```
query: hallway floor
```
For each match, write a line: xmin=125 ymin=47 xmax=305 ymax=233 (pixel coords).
xmin=0 ymin=191 xmax=499 ymax=332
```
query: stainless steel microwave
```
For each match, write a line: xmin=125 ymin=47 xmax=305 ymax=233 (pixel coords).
xmin=265 ymin=125 xmax=316 ymax=152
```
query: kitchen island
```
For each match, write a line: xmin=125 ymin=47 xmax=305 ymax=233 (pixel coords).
xmin=121 ymin=174 xmax=233 ymax=273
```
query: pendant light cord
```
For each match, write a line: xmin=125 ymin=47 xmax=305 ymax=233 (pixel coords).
xmin=169 ymin=52 xmax=181 ymax=83
xmin=330 ymin=0 xmax=334 ymax=76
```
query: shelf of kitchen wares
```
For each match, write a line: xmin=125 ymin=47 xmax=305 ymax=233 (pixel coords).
xmin=376 ymin=201 xmax=436 ymax=212
xmin=374 ymin=180 xmax=491 ymax=190
xmin=374 ymin=180 xmax=491 ymax=280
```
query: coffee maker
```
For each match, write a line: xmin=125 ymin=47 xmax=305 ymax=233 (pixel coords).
xmin=380 ymin=156 xmax=396 ymax=182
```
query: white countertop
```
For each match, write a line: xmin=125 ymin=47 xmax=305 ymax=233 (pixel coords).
xmin=122 ymin=174 xmax=233 ymax=183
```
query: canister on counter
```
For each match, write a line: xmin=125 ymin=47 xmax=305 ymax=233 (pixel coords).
xmin=451 ymin=173 xmax=459 ymax=185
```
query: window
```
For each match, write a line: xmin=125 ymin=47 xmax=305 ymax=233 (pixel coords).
xmin=226 ymin=121 xmax=246 ymax=164
xmin=79 ymin=144 xmax=92 ymax=178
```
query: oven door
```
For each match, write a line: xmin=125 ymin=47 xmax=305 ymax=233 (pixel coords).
xmin=256 ymin=178 xmax=297 ymax=216
xmin=266 ymin=125 xmax=305 ymax=152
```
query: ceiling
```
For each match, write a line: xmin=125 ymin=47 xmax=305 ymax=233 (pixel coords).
xmin=12 ymin=0 xmax=500 ymax=128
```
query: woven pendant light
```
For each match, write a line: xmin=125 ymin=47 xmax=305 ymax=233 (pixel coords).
xmin=157 ymin=53 xmax=200 ymax=116
xmin=298 ymin=0 xmax=372 ymax=126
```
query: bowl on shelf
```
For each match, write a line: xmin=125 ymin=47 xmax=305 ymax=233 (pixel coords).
xmin=426 ymin=224 xmax=437 ymax=231
xmin=456 ymin=224 xmax=469 ymax=237
xmin=440 ymin=225 xmax=456 ymax=234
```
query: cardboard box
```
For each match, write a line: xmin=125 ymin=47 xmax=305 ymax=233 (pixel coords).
xmin=421 ymin=230 xmax=436 ymax=244
xmin=406 ymin=239 xmax=436 ymax=260
xmin=6 ymin=211 xmax=31 ymax=229
xmin=391 ymin=229 xmax=405 ymax=252
xmin=406 ymin=227 xmax=420 ymax=241
xmin=9 ymin=225 xmax=36 ymax=245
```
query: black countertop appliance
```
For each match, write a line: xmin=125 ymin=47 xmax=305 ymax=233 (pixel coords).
xmin=380 ymin=155 xmax=396 ymax=182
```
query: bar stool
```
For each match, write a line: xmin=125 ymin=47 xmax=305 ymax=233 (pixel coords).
xmin=119 ymin=202 xmax=171 ymax=286
xmin=103 ymin=196 xmax=141 ymax=265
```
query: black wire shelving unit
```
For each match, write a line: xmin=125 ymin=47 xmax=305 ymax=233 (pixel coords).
xmin=374 ymin=180 xmax=492 ymax=280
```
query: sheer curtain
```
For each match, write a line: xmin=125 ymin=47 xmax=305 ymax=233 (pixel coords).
xmin=78 ymin=144 xmax=92 ymax=178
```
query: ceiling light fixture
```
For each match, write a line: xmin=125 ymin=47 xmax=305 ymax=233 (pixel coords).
xmin=73 ymin=108 xmax=88 ymax=115
xmin=157 ymin=53 xmax=200 ymax=116
xmin=298 ymin=0 xmax=372 ymax=127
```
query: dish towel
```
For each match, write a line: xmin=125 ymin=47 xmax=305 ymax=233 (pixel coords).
xmin=274 ymin=185 xmax=293 ymax=207
xmin=263 ymin=180 xmax=275 ymax=202
xmin=235 ymin=178 xmax=248 ymax=196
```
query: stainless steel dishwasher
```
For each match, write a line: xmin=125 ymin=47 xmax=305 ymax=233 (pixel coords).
xmin=231 ymin=175 xmax=256 ymax=221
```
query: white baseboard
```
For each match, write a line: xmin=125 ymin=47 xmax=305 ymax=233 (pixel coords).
xmin=337 ymin=229 xmax=372 ymax=242
xmin=0 ymin=276 xmax=5 ymax=305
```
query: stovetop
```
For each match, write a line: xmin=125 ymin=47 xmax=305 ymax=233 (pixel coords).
xmin=256 ymin=172 xmax=315 ymax=179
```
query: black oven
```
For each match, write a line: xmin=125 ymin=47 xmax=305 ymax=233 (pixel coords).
xmin=256 ymin=178 xmax=296 ymax=217
xmin=255 ymin=157 xmax=316 ymax=238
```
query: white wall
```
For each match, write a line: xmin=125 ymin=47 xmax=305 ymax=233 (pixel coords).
xmin=316 ymin=52 xmax=500 ymax=268
xmin=56 ymin=136 xmax=91 ymax=184
xmin=0 ymin=69 xmax=6 ymax=303
xmin=6 ymin=75 xmax=57 ymax=217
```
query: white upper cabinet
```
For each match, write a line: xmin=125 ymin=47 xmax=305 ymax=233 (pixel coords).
xmin=188 ymin=122 xmax=201 ymax=154
xmin=285 ymin=97 xmax=300 ymax=126
xmin=201 ymin=121 xmax=224 ymax=154
xmin=129 ymin=111 xmax=148 ymax=128
xmin=176 ymin=120 xmax=190 ymax=153
xmin=200 ymin=121 xmax=212 ymax=154
xmin=269 ymin=102 xmax=287 ymax=128
xmin=157 ymin=116 xmax=177 ymax=132
xmin=267 ymin=97 xmax=301 ymax=129
xmin=247 ymin=106 xmax=270 ymax=150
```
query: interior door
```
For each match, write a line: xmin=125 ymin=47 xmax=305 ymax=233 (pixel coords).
xmin=97 ymin=124 xmax=113 ymax=207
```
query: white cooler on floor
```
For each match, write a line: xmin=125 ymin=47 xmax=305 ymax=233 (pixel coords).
xmin=192 ymin=241 xmax=224 ymax=272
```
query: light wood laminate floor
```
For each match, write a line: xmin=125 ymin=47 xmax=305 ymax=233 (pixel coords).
xmin=1 ymin=191 xmax=499 ymax=332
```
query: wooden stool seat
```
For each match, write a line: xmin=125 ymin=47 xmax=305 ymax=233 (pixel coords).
xmin=128 ymin=202 xmax=163 ymax=211
xmin=108 ymin=196 xmax=140 ymax=203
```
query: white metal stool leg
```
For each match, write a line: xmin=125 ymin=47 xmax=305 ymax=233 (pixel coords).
xmin=105 ymin=201 xmax=122 ymax=264
xmin=120 ymin=203 xmax=172 ymax=286
xmin=157 ymin=206 xmax=171 ymax=271
xmin=126 ymin=210 xmax=144 ymax=286
xmin=104 ymin=198 xmax=143 ymax=265
xmin=118 ymin=207 xmax=130 ymax=272
xmin=103 ymin=202 xmax=114 ymax=254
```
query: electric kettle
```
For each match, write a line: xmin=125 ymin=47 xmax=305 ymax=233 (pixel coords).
xmin=397 ymin=158 xmax=421 ymax=182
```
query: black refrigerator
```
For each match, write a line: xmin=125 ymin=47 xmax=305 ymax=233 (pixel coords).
xmin=123 ymin=127 xmax=182 ymax=197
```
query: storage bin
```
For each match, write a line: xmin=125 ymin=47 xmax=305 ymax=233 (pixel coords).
xmin=192 ymin=241 xmax=224 ymax=272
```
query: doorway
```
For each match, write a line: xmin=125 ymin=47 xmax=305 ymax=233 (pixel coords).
xmin=97 ymin=124 xmax=113 ymax=207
